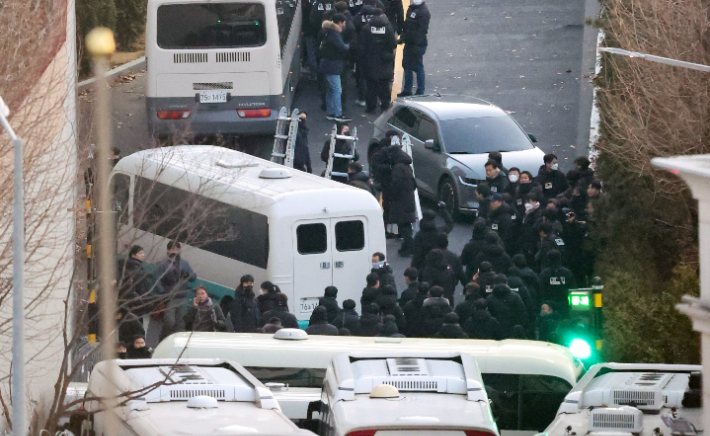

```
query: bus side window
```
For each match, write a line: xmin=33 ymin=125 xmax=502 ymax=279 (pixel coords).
xmin=335 ymin=221 xmax=364 ymax=252
xmin=297 ymin=223 xmax=328 ymax=254
xmin=110 ymin=173 xmax=131 ymax=225
xmin=520 ymin=375 xmax=572 ymax=430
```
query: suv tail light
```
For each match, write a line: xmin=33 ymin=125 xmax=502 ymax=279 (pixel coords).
xmin=465 ymin=431 xmax=497 ymax=436
xmin=345 ymin=431 xmax=377 ymax=436
xmin=157 ymin=110 xmax=191 ymax=120
xmin=237 ymin=108 xmax=271 ymax=118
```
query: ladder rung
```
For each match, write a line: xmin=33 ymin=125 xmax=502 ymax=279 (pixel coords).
xmin=272 ymin=152 xmax=286 ymax=157
xmin=331 ymin=171 xmax=348 ymax=177
xmin=274 ymin=134 xmax=288 ymax=139
xmin=333 ymin=153 xmax=354 ymax=159
xmin=335 ymin=134 xmax=357 ymax=140
xmin=277 ymin=117 xmax=292 ymax=121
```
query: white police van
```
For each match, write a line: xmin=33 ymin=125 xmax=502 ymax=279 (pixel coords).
xmin=318 ymin=351 xmax=499 ymax=436
xmin=80 ymin=358 xmax=317 ymax=436
xmin=536 ymin=363 xmax=703 ymax=436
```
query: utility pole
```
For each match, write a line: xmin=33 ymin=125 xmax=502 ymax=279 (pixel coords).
xmin=86 ymin=27 xmax=118 ymax=436
xmin=0 ymin=96 xmax=26 ymax=436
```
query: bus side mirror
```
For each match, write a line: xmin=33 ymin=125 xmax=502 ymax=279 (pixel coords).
xmin=528 ymin=133 xmax=538 ymax=143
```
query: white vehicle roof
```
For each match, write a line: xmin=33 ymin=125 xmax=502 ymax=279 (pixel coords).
xmin=113 ymin=146 xmax=381 ymax=215
xmin=327 ymin=351 xmax=498 ymax=435
xmin=153 ymin=332 xmax=583 ymax=383
xmin=538 ymin=363 xmax=703 ymax=436
xmin=86 ymin=358 xmax=315 ymax=436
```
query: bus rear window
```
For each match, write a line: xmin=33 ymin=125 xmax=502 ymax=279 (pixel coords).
xmin=157 ymin=3 xmax=267 ymax=49
xmin=244 ymin=367 xmax=326 ymax=388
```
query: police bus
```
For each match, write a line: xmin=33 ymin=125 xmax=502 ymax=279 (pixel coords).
xmin=111 ymin=146 xmax=385 ymax=326
xmin=145 ymin=0 xmax=301 ymax=137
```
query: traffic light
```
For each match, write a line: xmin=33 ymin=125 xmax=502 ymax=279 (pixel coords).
xmin=569 ymin=337 xmax=593 ymax=360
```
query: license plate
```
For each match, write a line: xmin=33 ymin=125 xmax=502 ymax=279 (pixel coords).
xmin=199 ymin=90 xmax=227 ymax=103
xmin=299 ymin=297 xmax=320 ymax=314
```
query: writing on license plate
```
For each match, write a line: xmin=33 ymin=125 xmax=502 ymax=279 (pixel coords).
xmin=199 ymin=90 xmax=227 ymax=103
xmin=300 ymin=298 xmax=320 ymax=314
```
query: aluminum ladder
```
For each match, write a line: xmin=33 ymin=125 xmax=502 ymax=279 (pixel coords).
xmin=271 ymin=107 xmax=299 ymax=167
xmin=324 ymin=124 xmax=358 ymax=180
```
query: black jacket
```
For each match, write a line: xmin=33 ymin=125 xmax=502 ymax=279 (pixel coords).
xmin=117 ymin=312 xmax=145 ymax=344
xmin=486 ymin=172 xmax=510 ymax=195
xmin=260 ymin=307 xmax=300 ymax=329
xmin=319 ymin=296 xmax=342 ymax=324
xmin=476 ymin=271 xmax=498 ymax=298
xmin=359 ymin=312 xmax=383 ymax=336
xmin=412 ymin=219 xmax=440 ymax=270
xmin=460 ymin=229 xmax=488 ymax=282
xmin=535 ymin=233 xmax=566 ymax=272
xmin=361 ymin=286 xmax=381 ymax=307
xmin=486 ymin=284 xmax=527 ymax=339
xmin=229 ymin=285 xmax=261 ymax=332
xmin=507 ymin=275 xmax=534 ymax=330
xmin=117 ymin=257 xmax=157 ymax=317
xmin=401 ymin=2 xmax=430 ymax=47
xmin=475 ymin=243 xmax=512 ymax=278
xmin=402 ymin=293 xmax=428 ymax=337
xmin=308 ymin=0 xmax=335 ymax=37
xmin=372 ymin=263 xmax=397 ymax=293
xmin=454 ymin=295 xmax=477 ymax=326
xmin=435 ymin=323 xmax=468 ymax=339
xmin=293 ymin=122 xmax=312 ymax=173
xmin=306 ymin=322 xmax=340 ymax=336
xmin=399 ymin=281 xmax=418 ymax=307
xmin=441 ymin=248 xmax=466 ymax=287
xmin=318 ymin=21 xmax=350 ymax=75
xmin=539 ymin=265 xmax=576 ymax=311
xmin=463 ymin=309 xmax=502 ymax=340
xmin=333 ymin=308 xmax=359 ymax=330
xmin=420 ymin=299 xmax=451 ymax=337
xmin=521 ymin=206 xmax=544 ymax=256
xmin=536 ymin=165 xmax=569 ymax=200
xmin=422 ymin=252 xmax=458 ymax=300
xmin=357 ymin=14 xmax=397 ymax=80
xmin=184 ymin=300 xmax=228 ymax=332
xmin=487 ymin=202 xmax=517 ymax=255
xmin=388 ymin=150 xmax=417 ymax=224
xmin=519 ymin=267 xmax=541 ymax=308
xmin=377 ymin=295 xmax=407 ymax=332
xmin=256 ymin=291 xmax=282 ymax=314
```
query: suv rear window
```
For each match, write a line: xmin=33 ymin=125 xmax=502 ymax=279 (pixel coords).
xmin=157 ymin=3 xmax=267 ymax=49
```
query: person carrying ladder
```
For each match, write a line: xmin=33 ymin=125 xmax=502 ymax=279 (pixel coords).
xmin=321 ymin=122 xmax=359 ymax=183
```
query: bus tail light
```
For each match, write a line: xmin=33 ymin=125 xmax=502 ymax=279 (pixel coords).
xmin=465 ymin=431 xmax=497 ymax=436
xmin=157 ymin=110 xmax=191 ymax=120
xmin=345 ymin=431 xmax=377 ymax=436
xmin=237 ymin=108 xmax=271 ymax=118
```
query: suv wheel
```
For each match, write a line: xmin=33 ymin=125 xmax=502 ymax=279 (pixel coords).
xmin=438 ymin=177 xmax=459 ymax=217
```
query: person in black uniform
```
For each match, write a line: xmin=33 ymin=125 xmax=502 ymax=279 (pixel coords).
xmin=358 ymin=8 xmax=397 ymax=114
xmin=381 ymin=0 xmax=404 ymax=34
xmin=397 ymin=0 xmax=430 ymax=96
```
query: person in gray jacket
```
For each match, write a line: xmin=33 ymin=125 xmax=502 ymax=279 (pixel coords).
xmin=155 ymin=241 xmax=196 ymax=340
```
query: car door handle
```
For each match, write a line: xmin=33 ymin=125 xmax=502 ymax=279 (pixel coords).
xmin=320 ymin=262 xmax=331 ymax=269
xmin=334 ymin=261 xmax=344 ymax=268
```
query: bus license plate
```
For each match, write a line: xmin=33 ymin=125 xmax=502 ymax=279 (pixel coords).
xmin=199 ymin=90 xmax=227 ymax=104
xmin=300 ymin=297 xmax=320 ymax=314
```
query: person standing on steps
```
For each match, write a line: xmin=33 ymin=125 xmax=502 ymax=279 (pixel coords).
xmin=319 ymin=14 xmax=353 ymax=122
xmin=397 ymin=0 xmax=430 ymax=97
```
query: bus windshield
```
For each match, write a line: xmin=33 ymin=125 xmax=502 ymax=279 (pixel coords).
xmin=157 ymin=3 xmax=267 ymax=49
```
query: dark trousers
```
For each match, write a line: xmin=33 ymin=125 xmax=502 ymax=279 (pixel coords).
xmin=402 ymin=45 xmax=427 ymax=94
xmin=398 ymin=222 xmax=414 ymax=250
xmin=356 ymin=62 xmax=368 ymax=101
xmin=366 ymin=78 xmax=392 ymax=111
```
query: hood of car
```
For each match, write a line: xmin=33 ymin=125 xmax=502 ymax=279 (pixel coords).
xmin=448 ymin=147 xmax=546 ymax=180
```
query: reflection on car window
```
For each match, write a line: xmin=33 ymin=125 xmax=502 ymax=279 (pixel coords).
xmin=440 ymin=116 xmax=534 ymax=154
xmin=391 ymin=107 xmax=419 ymax=134
xmin=482 ymin=373 xmax=572 ymax=431
xmin=416 ymin=116 xmax=439 ymax=143
xmin=244 ymin=367 xmax=326 ymax=388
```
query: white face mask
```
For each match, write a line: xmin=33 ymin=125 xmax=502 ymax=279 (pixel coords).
xmin=372 ymin=261 xmax=384 ymax=269
xmin=524 ymin=203 xmax=534 ymax=211
xmin=411 ymin=0 xmax=422 ymax=5
xmin=551 ymin=163 xmax=559 ymax=170
xmin=509 ymin=174 xmax=519 ymax=183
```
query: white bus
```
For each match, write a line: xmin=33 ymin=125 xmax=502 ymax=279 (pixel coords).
xmin=81 ymin=358 xmax=317 ymax=436
xmin=145 ymin=0 xmax=301 ymax=137
xmin=153 ymin=331 xmax=586 ymax=435
xmin=111 ymin=146 xmax=386 ymax=326
xmin=319 ymin=351 xmax=500 ymax=436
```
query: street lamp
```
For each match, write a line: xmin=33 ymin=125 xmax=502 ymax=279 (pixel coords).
xmin=0 ymin=96 xmax=26 ymax=436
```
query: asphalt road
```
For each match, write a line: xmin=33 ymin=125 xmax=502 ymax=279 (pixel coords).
xmin=80 ymin=0 xmax=598 ymax=309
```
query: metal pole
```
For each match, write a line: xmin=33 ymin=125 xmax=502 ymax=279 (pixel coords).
xmin=87 ymin=27 xmax=117 ymax=436
xmin=598 ymin=47 xmax=710 ymax=73
xmin=0 ymin=98 xmax=26 ymax=436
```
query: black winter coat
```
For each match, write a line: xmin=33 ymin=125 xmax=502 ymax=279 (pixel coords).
xmin=359 ymin=312 xmax=383 ymax=336
xmin=388 ymin=150 xmax=417 ymax=224
xmin=117 ymin=312 xmax=145 ymax=344
xmin=454 ymin=295 xmax=477 ymax=326
xmin=377 ymin=295 xmax=407 ymax=332
xmin=184 ymin=300 xmax=228 ymax=332
xmin=436 ymin=323 xmax=468 ymax=339
xmin=539 ymin=265 xmax=576 ymax=312
xmin=319 ymin=296 xmax=342 ymax=324
xmin=318 ymin=21 xmax=350 ymax=75
xmin=403 ymin=293 xmax=428 ymax=337
xmin=293 ymin=123 xmax=312 ymax=173
xmin=256 ymin=292 xmax=282 ymax=314
xmin=441 ymin=248 xmax=466 ymax=287
xmin=486 ymin=172 xmax=510 ymax=195
xmin=460 ymin=230 xmax=488 ymax=282
xmin=306 ymin=322 xmax=340 ymax=336
xmin=536 ymin=166 xmax=569 ymax=200
xmin=476 ymin=271 xmax=497 ymax=298
xmin=260 ymin=307 xmax=300 ymax=329
xmin=422 ymin=253 xmax=458 ymax=301
xmin=230 ymin=286 xmax=261 ymax=332
xmin=475 ymin=243 xmax=512 ymax=278
xmin=535 ymin=233 xmax=566 ymax=272
xmin=333 ymin=308 xmax=359 ymax=330
xmin=487 ymin=202 xmax=517 ymax=255
xmin=519 ymin=267 xmax=541 ymax=308
xmin=361 ymin=286 xmax=381 ymax=307
xmin=420 ymin=298 xmax=451 ymax=337
xmin=521 ymin=206 xmax=544 ymax=256
xmin=372 ymin=264 xmax=397 ymax=292
xmin=507 ymin=275 xmax=534 ymax=330
xmin=308 ymin=0 xmax=335 ymax=37
xmin=486 ymin=284 xmax=527 ymax=339
xmin=401 ymin=2 xmax=430 ymax=47
xmin=399 ymin=281 xmax=418 ymax=307
xmin=463 ymin=309 xmax=502 ymax=340
xmin=357 ymin=15 xmax=397 ymax=80
xmin=411 ymin=219 xmax=440 ymax=270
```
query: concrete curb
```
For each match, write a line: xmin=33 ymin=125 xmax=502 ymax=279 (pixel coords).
xmin=78 ymin=56 xmax=146 ymax=92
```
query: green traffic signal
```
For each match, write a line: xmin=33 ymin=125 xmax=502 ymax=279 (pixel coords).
xmin=569 ymin=338 xmax=593 ymax=360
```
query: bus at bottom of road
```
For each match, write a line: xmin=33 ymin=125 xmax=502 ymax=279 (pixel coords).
xmin=111 ymin=146 xmax=385 ymax=326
